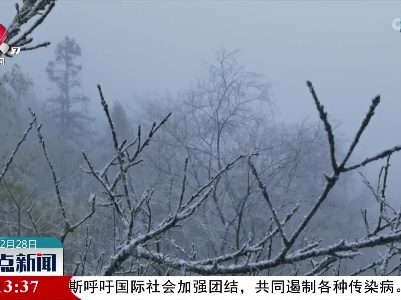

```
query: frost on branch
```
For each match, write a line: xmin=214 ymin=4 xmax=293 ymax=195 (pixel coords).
xmin=2 ymin=79 xmax=401 ymax=276
xmin=85 ymin=81 xmax=401 ymax=275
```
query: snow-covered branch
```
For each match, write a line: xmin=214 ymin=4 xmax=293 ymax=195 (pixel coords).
xmin=93 ymin=81 xmax=401 ymax=275
xmin=28 ymin=108 xmax=96 ymax=244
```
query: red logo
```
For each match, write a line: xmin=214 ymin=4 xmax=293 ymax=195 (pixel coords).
xmin=0 ymin=24 xmax=8 ymax=46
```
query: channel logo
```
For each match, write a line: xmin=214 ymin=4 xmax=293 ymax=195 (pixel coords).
xmin=393 ymin=18 xmax=401 ymax=32
xmin=0 ymin=23 xmax=21 ymax=65
xmin=0 ymin=24 xmax=9 ymax=54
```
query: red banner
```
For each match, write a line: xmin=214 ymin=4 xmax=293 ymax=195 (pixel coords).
xmin=0 ymin=276 xmax=78 ymax=299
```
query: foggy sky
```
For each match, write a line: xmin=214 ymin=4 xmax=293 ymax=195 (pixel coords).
xmin=1 ymin=1 xmax=401 ymax=190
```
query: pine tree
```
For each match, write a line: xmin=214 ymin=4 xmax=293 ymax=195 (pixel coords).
xmin=45 ymin=36 xmax=93 ymax=142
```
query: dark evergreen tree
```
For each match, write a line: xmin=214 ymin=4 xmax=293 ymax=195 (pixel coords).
xmin=45 ymin=36 xmax=94 ymax=142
